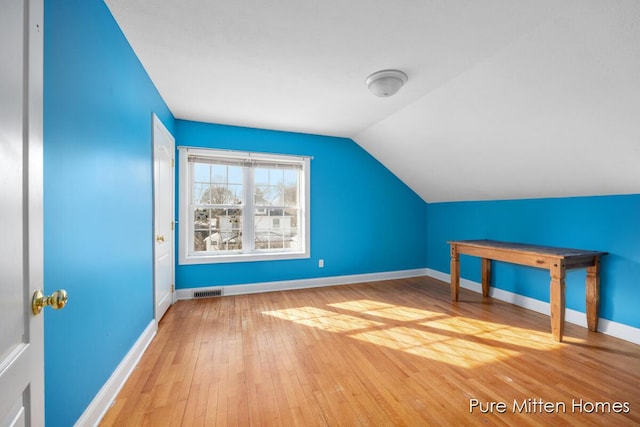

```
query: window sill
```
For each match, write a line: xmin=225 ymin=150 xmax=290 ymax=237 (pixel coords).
xmin=179 ymin=250 xmax=310 ymax=265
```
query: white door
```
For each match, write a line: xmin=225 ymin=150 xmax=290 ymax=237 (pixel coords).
xmin=0 ymin=0 xmax=45 ymax=426
xmin=153 ymin=115 xmax=175 ymax=322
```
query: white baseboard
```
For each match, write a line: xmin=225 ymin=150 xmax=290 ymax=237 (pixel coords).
xmin=74 ymin=321 xmax=157 ymax=427
xmin=426 ymin=268 xmax=640 ymax=345
xmin=175 ymin=268 xmax=429 ymax=300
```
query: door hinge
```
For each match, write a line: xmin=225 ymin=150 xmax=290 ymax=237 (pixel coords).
xmin=171 ymin=284 xmax=175 ymax=293
xmin=171 ymin=221 xmax=174 ymax=230
xmin=171 ymin=158 xmax=175 ymax=167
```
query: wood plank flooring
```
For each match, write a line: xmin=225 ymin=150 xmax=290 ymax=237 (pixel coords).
xmin=100 ymin=277 xmax=640 ymax=426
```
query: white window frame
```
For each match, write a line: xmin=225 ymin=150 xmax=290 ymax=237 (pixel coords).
xmin=178 ymin=147 xmax=310 ymax=264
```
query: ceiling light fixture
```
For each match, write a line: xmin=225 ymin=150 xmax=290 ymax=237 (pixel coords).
xmin=365 ymin=69 xmax=408 ymax=97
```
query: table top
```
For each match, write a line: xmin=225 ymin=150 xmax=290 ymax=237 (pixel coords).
xmin=448 ymin=239 xmax=607 ymax=258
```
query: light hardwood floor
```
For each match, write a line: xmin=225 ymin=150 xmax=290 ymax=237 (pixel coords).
xmin=100 ymin=277 xmax=640 ymax=426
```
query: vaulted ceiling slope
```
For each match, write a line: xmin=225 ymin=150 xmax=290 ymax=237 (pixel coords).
xmin=105 ymin=0 xmax=640 ymax=202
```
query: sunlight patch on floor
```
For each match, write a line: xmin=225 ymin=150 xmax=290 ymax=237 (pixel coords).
xmin=328 ymin=299 xmax=443 ymax=322
xmin=421 ymin=317 xmax=563 ymax=350
xmin=263 ymin=306 xmax=384 ymax=333
xmin=351 ymin=326 xmax=520 ymax=368
xmin=263 ymin=299 xmax=562 ymax=368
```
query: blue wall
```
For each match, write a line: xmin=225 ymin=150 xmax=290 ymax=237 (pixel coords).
xmin=44 ymin=0 xmax=174 ymax=425
xmin=175 ymin=120 xmax=428 ymax=288
xmin=427 ymin=194 xmax=640 ymax=328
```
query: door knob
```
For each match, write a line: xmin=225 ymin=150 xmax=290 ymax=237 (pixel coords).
xmin=32 ymin=289 xmax=68 ymax=315
xmin=156 ymin=235 xmax=165 ymax=242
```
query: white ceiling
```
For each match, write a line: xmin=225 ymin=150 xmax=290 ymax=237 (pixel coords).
xmin=105 ymin=0 xmax=640 ymax=202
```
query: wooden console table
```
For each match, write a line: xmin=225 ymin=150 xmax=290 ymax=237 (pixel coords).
xmin=448 ymin=240 xmax=606 ymax=341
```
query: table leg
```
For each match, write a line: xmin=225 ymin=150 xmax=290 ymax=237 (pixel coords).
xmin=450 ymin=245 xmax=460 ymax=302
xmin=586 ymin=257 xmax=601 ymax=332
xmin=549 ymin=261 xmax=566 ymax=342
xmin=481 ymin=258 xmax=491 ymax=297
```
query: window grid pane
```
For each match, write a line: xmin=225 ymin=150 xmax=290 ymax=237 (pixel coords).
xmin=194 ymin=163 xmax=243 ymax=206
xmin=254 ymin=168 xmax=299 ymax=208
xmin=254 ymin=207 xmax=299 ymax=251
xmin=193 ymin=208 xmax=242 ymax=252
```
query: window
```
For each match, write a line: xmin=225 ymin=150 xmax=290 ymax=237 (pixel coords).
xmin=178 ymin=147 xmax=310 ymax=264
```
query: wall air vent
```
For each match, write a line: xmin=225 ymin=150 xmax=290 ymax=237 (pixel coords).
xmin=193 ymin=289 xmax=223 ymax=299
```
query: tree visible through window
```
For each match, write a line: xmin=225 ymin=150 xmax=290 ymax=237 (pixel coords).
xmin=178 ymin=148 xmax=310 ymax=264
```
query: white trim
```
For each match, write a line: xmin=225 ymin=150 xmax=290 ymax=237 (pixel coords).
xmin=426 ymin=269 xmax=640 ymax=345
xmin=74 ymin=321 xmax=157 ymax=427
xmin=177 ymin=146 xmax=313 ymax=162
xmin=178 ymin=148 xmax=310 ymax=265
xmin=243 ymin=165 xmax=255 ymax=251
xmin=175 ymin=268 xmax=429 ymax=300
xmin=179 ymin=251 xmax=310 ymax=265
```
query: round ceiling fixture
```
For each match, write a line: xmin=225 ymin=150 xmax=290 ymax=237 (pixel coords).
xmin=365 ymin=69 xmax=408 ymax=97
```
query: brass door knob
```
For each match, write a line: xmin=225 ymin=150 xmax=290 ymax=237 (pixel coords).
xmin=32 ymin=289 xmax=68 ymax=315
xmin=156 ymin=235 xmax=165 ymax=242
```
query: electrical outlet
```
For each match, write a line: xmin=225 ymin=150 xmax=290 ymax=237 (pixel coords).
xmin=318 ymin=259 xmax=324 ymax=268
